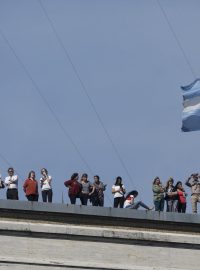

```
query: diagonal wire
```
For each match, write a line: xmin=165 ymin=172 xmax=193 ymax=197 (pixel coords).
xmin=0 ymin=28 xmax=113 ymax=206
xmin=0 ymin=28 xmax=93 ymax=175
xmin=156 ymin=0 xmax=196 ymax=79
xmin=38 ymin=0 xmax=136 ymax=190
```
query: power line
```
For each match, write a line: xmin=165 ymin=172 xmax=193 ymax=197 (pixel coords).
xmin=38 ymin=0 xmax=136 ymax=189
xmin=156 ymin=0 xmax=196 ymax=79
xmin=0 ymin=28 xmax=113 ymax=205
xmin=0 ymin=28 xmax=93 ymax=175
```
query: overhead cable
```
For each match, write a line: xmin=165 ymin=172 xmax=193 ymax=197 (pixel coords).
xmin=38 ymin=0 xmax=136 ymax=189
xmin=156 ymin=0 xmax=196 ymax=79
xmin=0 ymin=28 xmax=93 ymax=174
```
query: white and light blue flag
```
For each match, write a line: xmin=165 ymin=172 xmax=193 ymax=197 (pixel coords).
xmin=181 ymin=79 xmax=200 ymax=132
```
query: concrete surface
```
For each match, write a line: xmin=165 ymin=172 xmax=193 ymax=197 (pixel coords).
xmin=0 ymin=200 xmax=199 ymax=270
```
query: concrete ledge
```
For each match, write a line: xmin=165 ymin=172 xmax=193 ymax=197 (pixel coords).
xmin=1 ymin=200 xmax=200 ymax=270
xmin=0 ymin=199 xmax=200 ymax=233
xmin=0 ymin=219 xmax=200 ymax=247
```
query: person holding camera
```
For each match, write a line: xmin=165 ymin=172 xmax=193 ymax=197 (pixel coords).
xmin=112 ymin=176 xmax=126 ymax=208
xmin=185 ymin=173 xmax=200 ymax=213
xmin=40 ymin=168 xmax=53 ymax=203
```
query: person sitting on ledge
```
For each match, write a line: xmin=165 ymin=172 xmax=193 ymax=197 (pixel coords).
xmin=124 ymin=190 xmax=153 ymax=210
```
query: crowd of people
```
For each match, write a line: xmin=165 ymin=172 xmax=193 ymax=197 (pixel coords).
xmin=0 ymin=167 xmax=200 ymax=214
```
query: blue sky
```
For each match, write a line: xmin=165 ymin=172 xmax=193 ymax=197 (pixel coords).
xmin=0 ymin=0 xmax=200 ymax=212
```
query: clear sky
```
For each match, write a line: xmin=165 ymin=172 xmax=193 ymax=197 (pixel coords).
xmin=0 ymin=0 xmax=200 ymax=212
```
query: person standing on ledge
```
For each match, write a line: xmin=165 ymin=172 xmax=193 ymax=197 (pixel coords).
xmin=90 ymin=175 xmax=106 ymax=207
xmin=64 ymin=173 xmax=82 ymax=205
xmin=152 ymin=177 xmax=165 ymax=211
xmin=185 ymin=173 xmax=200 ymax=213
xmin=23 ymin=171 xmax=39 ymax=201
xmin=112 ymin=176 xmax=126 ymax=208
xmin=4 ymin=167 xmax=19 ymax=200
xmin=40 ymin=168 xmax=53 ymax=203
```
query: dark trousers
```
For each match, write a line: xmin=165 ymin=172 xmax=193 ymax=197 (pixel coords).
xmin=69 ymin=195 xmax=77 ymax=204
xmin=27 ymin=194 xmax=38 ymax=201
xmin=80 ymin=193 xmax=89 ymax=205
xmin=114 ymin=196 xmax=124 ymax=208
xmin=7 ymin=189 xmax=18 ymax=200
xmin=154 ymin=198 xmax=165 ymax=211
xmin=91 ymin=197 xmax=104 ymax=207
xmin=42 ymin=189 xmax=53 ymax=203
xmin=177 ymin=202 xmax=186 ymax=213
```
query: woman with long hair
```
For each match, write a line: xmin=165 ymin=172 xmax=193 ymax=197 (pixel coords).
xmin=174 ymin=181 xmax=187 ymax=213
xmin=164 ymin=177 xmax=177 ymax=212
xmin=112 ymin=176 xmax=126 ymax=208
xmin=79 ymin=173 xmax=94 ymax=205
xmin=40 ymin=168 xmax=53 ymax=203
xmin=152 ymin=177 xmax=165 ymax=211
xmin=64 ymin=173 xmax=82 ymax=205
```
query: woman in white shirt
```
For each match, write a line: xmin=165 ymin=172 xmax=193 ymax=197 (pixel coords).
xmin=112 ymin=176 xmax=126 ymax=208
xmin=124 ymin=190 xmax=152 ymax=210
xmin=40 ymin=168 xmax=52 ymax=203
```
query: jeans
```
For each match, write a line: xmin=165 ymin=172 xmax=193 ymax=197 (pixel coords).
xmin=114 ymin=196 xmax=124 ymax=208
xmin=69 ymin=195 xmax=77 ymax=204
xmin=42 ymin=189 xmax=52 ymax=203
xmin=91 ymin=197 xmax=104 ymax=207
xmin=166 ymin=199 xmax=177 ymax=212
xmin=154 ymin=198 xmax=164 ymax=211
xmin=125 ymin=201 xmax=150 ymax=210
xmin=80 ymin=193 xmax=89 ymax=205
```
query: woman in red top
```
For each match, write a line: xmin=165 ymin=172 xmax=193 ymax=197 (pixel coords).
xmin=64 ymin=173 xmax=82 ymax=204
xmin=23 ymin=171 xmax=39 ymax=201
xmin=175 ymin=181 xmax=187 ymax=213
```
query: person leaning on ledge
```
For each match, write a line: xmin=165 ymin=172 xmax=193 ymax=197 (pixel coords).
xmin=185 ymin=173 xmax=200 ymax=213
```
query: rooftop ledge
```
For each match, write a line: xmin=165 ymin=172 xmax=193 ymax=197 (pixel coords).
xmin=0 ymin=199 xmax=199 ymax=233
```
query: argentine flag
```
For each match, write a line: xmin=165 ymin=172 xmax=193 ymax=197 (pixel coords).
xmin=181 ymin=79 xmax=200 ymax=132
